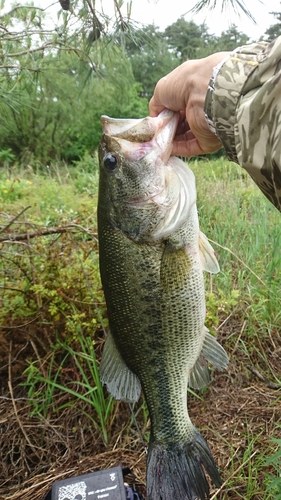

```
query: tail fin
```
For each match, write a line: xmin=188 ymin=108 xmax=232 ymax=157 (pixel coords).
xmin=146 ymin=429 xmax=221 ymax=500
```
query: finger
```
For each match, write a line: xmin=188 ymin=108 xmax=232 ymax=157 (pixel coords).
xmin=174 ymin=130 xmax=195 ymax=142
xmin=172 ymin=138 xmax=205 ymax=157
xmin=172 ymin=137 xmax=222 ymax=157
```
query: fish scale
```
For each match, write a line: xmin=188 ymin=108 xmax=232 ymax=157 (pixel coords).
xmin=98 ymin=109 xmax=229 ymax=500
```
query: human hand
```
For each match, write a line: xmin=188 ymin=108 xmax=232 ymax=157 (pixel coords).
xmin=149 ymin=52 xmax=230 ymax=157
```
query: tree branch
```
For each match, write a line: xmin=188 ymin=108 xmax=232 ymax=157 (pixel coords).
xmin=0 ymin=224 xmax=97 ymax=242
xmin=0 ymin=5 xmax=44 ymax=19
xmin=0 ymin=206 xmax=31 ymax=234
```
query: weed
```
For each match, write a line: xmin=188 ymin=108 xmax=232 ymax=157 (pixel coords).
xmin=22 ymin=335 xmax=115 ymax=445
xmin=265 ymin=433 xmax=281 ymax=499
xmin=205 ymin=288 xmax=240 ymax=329
xmin=0 ymin=177 xmax=33 ymax=202
xmin=0 ymin=147 xmax=16 ymax=166
xmin=1 ymin=157 xmax=280 ymax=498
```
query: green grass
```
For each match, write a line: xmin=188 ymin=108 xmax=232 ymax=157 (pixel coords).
xmin=1 ymin=156 xmax=280 ymax=498
xmin=192 ymin=157 xmax=281 ymax=347
xmin=0 ymin=154 xmax=99 ymax=223
xmin=191 ymin=157 xmax=281 ymax=498
xmin=22 ymin=334 xmax=115 ymax=445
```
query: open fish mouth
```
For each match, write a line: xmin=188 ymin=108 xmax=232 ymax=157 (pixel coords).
xmin=100 ymin=110 xmax=195 ymax=240
xmin=101 ymin=109 xmax=179 ymax=164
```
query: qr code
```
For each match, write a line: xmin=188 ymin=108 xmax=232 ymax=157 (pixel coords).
xmin=58 ymin=480 xmax=87 ymax=500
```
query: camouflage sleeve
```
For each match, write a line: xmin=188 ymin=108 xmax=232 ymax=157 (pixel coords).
xmin=204 ymin=37 xmax=281 ymax=211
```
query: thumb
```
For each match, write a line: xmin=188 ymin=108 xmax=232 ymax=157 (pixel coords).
xmin=149 ymin=97 xmax=165 ymax=117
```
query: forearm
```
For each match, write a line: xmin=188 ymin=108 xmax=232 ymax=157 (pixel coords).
xmin=205 ymin=37 xmax=281 ymax=211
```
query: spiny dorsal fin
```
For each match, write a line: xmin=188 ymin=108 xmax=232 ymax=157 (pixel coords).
xmin=199 ymin=231 xmax=220 ymax=274
xmin=99 ymin=331 xmax=141 ymax=403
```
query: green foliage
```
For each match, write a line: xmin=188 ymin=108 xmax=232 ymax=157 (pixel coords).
xmin=164 ymin=19 xmax=212 ymax=61
xmin=1 ymin=227 xmax=105 ymax=326
xmin=1 ymin=158 xmax=281 ymax=497
xmin=123 ymin=24 xmax=179 ymax=97
xmin=0 ymin=176 xmax=33 ymax=202
xmin=205 ymin=288 xmax=240 ymax=329
xmin=264 ymin=23 xmax=281 ymax=42
xmin=22 ymin=334 xmax=115 ymax=445
xmin=263 ymin=9 xmax=281 ymax=41
xmin=265 ymin=434 xmax=281 ymax=498
xmin=0 ymin=0 xmax=140 ymax=80
xmin=215 ymin=24 xmax=250 ymax=51
xmin=0 ymin=147 xmax=16 ymax=165
xmin=0 ymin=164 xmax=120 ymax=446
xmin=0 ymin=164 xmax=105 ymax=329
xmin=0 ymin=46 xmax=148 ymax=164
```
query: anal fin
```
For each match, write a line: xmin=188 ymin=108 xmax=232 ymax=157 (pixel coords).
xmin=189 ymin=355 xmax=210 ymax=389
xmin=99 ymin=330 xmax=141 ymax=403
xmin=202 ymin=326 xmax=229 ymax=370
xmin=189 ymin=327 xmax=228 ymax=389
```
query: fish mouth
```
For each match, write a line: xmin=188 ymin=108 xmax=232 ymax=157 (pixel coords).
xmin=101 ymin=109 xmax=179 ymax=164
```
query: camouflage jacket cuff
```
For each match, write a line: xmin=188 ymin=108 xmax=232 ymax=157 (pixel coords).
xmin=204 ymin=41 xmax=270 ymax=163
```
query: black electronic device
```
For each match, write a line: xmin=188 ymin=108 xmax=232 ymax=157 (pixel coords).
xmin=47 ymin=466 xmax=127 ymax=500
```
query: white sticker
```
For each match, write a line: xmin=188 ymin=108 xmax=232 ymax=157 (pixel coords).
xmin=58 ymin=480 xmax=87 ymax=500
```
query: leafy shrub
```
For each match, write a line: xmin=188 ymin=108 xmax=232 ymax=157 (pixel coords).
xmin=0 ymin=177 xmax=33 ymax=202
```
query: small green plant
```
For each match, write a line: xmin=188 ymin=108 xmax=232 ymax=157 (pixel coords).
xmin=22 ymin=335 xmax=115 ymax=445
xmin=0 ymin=148 xmax=16 ymax=166
xmin=265 ymin=435 xmax=281 ymax=499
xmin=0 ymin=177 xmax=32 ymax=202
xmin=205 ymin=288 xmax=240 ymax=328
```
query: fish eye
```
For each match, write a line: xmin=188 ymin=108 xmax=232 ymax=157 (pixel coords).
xmin=103 ymin=153 xmax=118 ymax=172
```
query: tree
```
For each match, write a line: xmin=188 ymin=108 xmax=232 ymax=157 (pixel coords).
xmin=0 ymin=0 xmax=256 ymax=81
xmin=164 ymin=19 xmax=212 ymax=61
xmin=0 ymin=1 xmax=255 ymax=164
xmin=0 ymin=1 xmax=153 ymax=163
xmin=124 ymin=24 xmax=178 ymax=98
xmin=264 ymin=23 xmax=281 ymax=41
xmin=0 ymin=44 xmax=148 ymax=163
xmin=215 ymin=24 xmax=250 ymax=51
xmin=264 ymin=8 xmax=281 ymax=41
xmin=0 ymin=0 xmax=142 ymax=114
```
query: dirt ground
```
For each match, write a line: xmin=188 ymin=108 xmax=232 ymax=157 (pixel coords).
xmin=0 ymin=318 xmax=280 ymax=500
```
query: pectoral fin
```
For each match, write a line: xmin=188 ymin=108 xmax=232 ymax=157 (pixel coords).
xmin=189 ymin=327 xmax=228 ymax=389
xmin=199 ymin=231 xmax=220 ymax=274
xmin=100 ymin=331 xmax=141 ymax=403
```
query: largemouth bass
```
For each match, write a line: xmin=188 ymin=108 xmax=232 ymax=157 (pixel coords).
xmin=97 ymin=109 xmax=228 ymax=500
